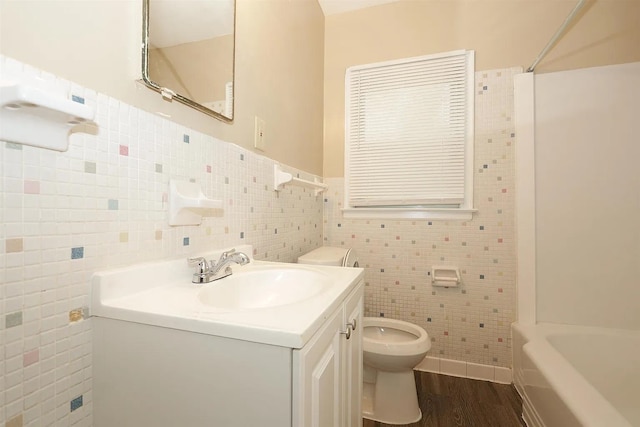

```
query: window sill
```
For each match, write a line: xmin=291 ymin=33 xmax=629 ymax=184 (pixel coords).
xmin=341 ymin=207 xmax=476 ymax=220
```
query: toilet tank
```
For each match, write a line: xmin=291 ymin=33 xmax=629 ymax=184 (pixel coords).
xmin=297 ymin=246 xmax=358 ymax=267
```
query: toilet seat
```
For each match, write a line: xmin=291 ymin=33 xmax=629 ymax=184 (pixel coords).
xmin=343 ymin=248 xmax=359 ymax=267
xmin=363 ymin=317 xmax=430 ymax=357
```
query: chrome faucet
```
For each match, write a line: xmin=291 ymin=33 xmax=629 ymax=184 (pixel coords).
xmin=188 ymin=249 xmax=250 ymax=283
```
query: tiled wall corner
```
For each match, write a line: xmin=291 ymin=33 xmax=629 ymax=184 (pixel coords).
xmin=0 ymin=54 xmax=323 ymax=426
xmin=325 ymin=67 xmax=521 ymax=368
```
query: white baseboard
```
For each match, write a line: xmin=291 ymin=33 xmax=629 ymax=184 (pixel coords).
xmin=414 ymin=356 xmax=513 ymax=384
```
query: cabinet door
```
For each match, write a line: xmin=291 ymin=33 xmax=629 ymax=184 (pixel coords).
xmin=293 ymin=307 xmax=343 ymax=427
xmin=343 ymin=282 xmax=364 ymax=427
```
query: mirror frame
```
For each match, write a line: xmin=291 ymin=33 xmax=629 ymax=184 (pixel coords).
xmin=141 ymin=0 xmax=235 ymax=123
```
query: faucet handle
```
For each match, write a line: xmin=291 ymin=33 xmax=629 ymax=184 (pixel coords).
xmin=216 ymin=248 xmax=236 ymax=265
xmin=219 ymin=248 xmax=236 ymax=261
xmin=187 ymin=257 xmax=209 ymax=273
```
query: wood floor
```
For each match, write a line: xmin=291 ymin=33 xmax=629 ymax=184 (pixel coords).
xmin=363 ymin=371 xmax=526 ymax=427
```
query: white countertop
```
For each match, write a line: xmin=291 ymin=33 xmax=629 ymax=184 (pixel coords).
xmin=91 ymin=245 xmax=364 ymax=349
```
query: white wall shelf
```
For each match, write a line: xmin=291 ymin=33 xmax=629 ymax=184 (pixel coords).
xmin=274 ymin=164 xmax=327 ymax=196
xmin=0 ymin=81 xmax=95 ymax=151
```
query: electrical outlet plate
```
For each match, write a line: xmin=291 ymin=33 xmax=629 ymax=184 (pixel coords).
xmin=254 ymin=116 xmax=266 ymax=151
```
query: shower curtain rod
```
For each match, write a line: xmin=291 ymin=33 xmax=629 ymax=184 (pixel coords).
xmin=527 ymin=0 xmax=587 ymax=72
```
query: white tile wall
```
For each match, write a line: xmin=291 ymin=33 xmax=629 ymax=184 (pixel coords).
xmin=0 ymin=55 xmax=324 ymax=427
xmin=325 ymin=67 xmax=522 ymax=369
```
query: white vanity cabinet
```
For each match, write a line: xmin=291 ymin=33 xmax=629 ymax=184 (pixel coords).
xmin=293 ymin=282 xmax=363 ymax=427
xmin=92 ymin=265 xmax=364 ymax=427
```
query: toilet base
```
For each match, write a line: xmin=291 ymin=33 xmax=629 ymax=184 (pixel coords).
xmin=362 ymin=368 xmax=422 ymax=425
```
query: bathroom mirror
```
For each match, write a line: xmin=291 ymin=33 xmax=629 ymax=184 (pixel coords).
xmin=142 ymin=0 xmax=235 ymax=122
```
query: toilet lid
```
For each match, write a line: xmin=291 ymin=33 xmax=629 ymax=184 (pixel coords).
xmin=298 ymin=246 xmax=348 ymax=266
xmin=343 ymin=248 xmax=359 ymax=267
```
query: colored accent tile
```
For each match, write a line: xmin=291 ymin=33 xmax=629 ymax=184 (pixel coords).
xmin=23 ymin=349 xmax=39 ymax=367
xmin=70 ymin=395 xmax=83 ymax=412
xmin=183 ymin=237 xmax=189 ymax=246
xmin=155 ymin=163 xmax=163 ymax=173
xmin=155 ymin=230 xmax=162 ymax=240
xmin=206 ymin=165 xmax=212 ymax=173
xmin=6 ymin=311 xmax=23 ymax=328
xmin=119 ymin=145 xmax=129 ymax=156
xmin=6 ymin=238 xmax=24 ymax=253
xmin=240 ymin=232 xmax=244 ymax=239
xmin=24 ymin=180 xmax=40 ymax=194
xmin=240 ymin=154 xmax=244 ymax=160
xmin=84 ymin=161 xmax=97 ymax=173
xmin=71 ymin=247 xmax=84 ymax=259
xmin=6 ymin=142 xmax=22 ymax=150
xmin=6 ymin=414 xmax=23 ymax=427
xmin=183 ymin=134 xmax=190 ymax=143
xmin=108 ymin=199 xmax=119 ymax=210
xmin=119 ymin=232 xmax=128 ymax=243
xmin=71 ymin=95 xmax=85 ymax=104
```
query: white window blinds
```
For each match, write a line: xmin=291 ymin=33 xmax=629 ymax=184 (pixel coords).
xmin=345 ymin=50 xmax=474 ymax=208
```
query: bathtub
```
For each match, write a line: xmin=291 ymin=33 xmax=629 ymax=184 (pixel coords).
xmin=512 ymin=322 xmax=639 ymax=427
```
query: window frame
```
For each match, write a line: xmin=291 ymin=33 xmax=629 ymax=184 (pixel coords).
xmin=343 ymin=50 xmax=476 ymax=220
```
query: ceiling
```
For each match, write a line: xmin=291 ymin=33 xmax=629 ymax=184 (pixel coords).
xmin=318 ymin=0 xmax=400 ymax=16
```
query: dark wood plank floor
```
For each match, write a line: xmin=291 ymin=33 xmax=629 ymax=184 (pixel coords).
xmin=363 ymin=371 xmax=526 ymax=427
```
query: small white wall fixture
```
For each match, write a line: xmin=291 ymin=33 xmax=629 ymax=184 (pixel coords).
xmin=0 ymin=81 xmax=95 ymax=151
xmin=274 ymin=164 xmax=328 ymax=196
xmin=168 ymin=180 xmax=223 ymax=226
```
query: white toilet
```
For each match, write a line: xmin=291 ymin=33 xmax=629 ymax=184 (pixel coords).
xmin=297 ymin=246 xmax=359 ymax=268
xmin=362 ymin=317 xmax=431 ymax=425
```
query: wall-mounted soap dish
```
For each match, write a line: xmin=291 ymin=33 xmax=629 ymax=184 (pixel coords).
xmin=0 ymin=81 xmax=95 ymax=151
xmin=168 ymin=180 xmax=223 ymax=226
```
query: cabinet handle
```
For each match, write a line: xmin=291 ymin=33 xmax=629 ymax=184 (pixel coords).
xmin=340 ymin=328 xmax=351 ymax=340
xmin=341 ymin=318 xmax=357 ymax=340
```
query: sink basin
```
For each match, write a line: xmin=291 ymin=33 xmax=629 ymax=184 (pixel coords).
xmin=197 ymin=267 xmax=333 ymax=310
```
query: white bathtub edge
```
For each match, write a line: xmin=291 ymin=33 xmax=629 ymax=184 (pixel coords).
xmin=512 ymin=321 xmax=633 ymax=427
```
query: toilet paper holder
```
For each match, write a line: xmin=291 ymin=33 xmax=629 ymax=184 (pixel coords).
xmin=431 ymin=266 xmax=461 ymax=287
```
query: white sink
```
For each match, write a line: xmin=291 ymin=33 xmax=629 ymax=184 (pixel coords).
xmin=198 ymin=266 xmax=332 ymax=310
xmin=91 ymin=244 xmax=364 ymax=348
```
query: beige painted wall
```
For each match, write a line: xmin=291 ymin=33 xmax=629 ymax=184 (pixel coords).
xmin=0 ymin=0 xmax=325 ymax=175
xmin=323 ymin=0 xmax=640 ymax=177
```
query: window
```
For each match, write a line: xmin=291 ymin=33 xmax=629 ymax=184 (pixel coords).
xmin=344 ymin=50 xmax=475 ymax=220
